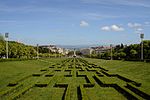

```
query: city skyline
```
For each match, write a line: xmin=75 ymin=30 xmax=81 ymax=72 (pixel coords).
xmin=0 ymin=0 xmax=150 ymax=45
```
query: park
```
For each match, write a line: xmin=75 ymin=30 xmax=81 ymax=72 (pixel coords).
xmin=0 ymin=58 xmax=150 ymax=100
xmin=0 ymin=0 xmax=150 ymax=99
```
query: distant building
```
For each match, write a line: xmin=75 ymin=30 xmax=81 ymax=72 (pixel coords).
xmin=91 ymin=46 xmax=111 ymax=54
xmin=39 ymin=45 xmax=69 ymax=55
xmin=57 ymin=47 xmax=69 ymax=55
xmin=80 ymin=46 xmax=111 ymax=55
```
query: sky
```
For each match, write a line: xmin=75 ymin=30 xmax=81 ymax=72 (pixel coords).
xmin=0 ymin=0 xmax=150 ymax=46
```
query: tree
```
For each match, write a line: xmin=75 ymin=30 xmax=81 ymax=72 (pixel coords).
xmin=0 ymin=41 xmax=5 ymax=57
xmin=87 ymin=41 xmax=150 ymax=60
xmin=130 ymin=49 xmax=137 ymax=58
xmin=0 ymin=34 xmax=4 ymax=41
xmin=103 ymin=52 xmax=111 ymax=59
xmin=76 ymin=50 xmax=82 ymax=56
xmin=119 ymin=52 xmax=126 ymax=59
xmin=121 ymin=43 xmax=124 ymax=49
xmin=67 ymin=51 xmax=74 ymax=56
xmin=143 ymin=40 xmax=150 ymax=59
xmin=0 ymin=41 xmax=37 ymax=59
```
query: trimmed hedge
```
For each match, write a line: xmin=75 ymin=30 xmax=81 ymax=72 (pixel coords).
xmin=83 ymin=83 xmax=94 ymax=88
xmin=54 ymin=83 xmax=68 ymax=88
xmin=79 ymin=85 xmax=89 ymax=100
xmin=40 ymin=69 xmax=48 ymax=71
xmin=32 ymin=74 xmax=41 ymax=76
xmin=7 ymin=75 xmax=31 ymax=87
xmin=35 ymin=77 xmax=52 ymax=87
xmin=7 ymin=82 xmax=18 ymax=87
xmin=64 ymin=75 xmax=72 ymax=77
xmin=125 ymin=83 xmax=150 ymax=99
xmin=0 ymin=84 xmax=23 ymax=97
xmin=96 ymin=71 xmax=104 ymax=77
xmin=54 ymin=70 xmax=61 ymax=71
xmin=49 ymin=66 xmax=54 ymax=68
xmin=93 ymin=75 xmax=138 ymax=99
xmin=9 ymin=84 xmax=34 ymax=100
xmin=45 ymin=74 xmax=53 ymax=77
xmin=35 ymin=84 xmax=47 ymax=87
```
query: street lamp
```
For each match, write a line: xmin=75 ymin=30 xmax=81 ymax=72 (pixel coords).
xmin=110 ymin=44 xmax=113 ymax=60
xmin=5 ymin=33 xmax=9 ymax=59
xmin=140 ymin=33 xmax=144 ymax=61
xmin=37 ymin=44 xmax=39 ymax=59
xmin=49 ymin=45 xmax=51 ymax=58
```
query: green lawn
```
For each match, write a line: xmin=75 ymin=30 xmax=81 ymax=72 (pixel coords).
xmin=0 ymin=58 xmax=149 ymax=100
xmin=84 ymin=58 xmax=150 ymax=94
xmin=0 ymin=58 xmax=65 ymax=90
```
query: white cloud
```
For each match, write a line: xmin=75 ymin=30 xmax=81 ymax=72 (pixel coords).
xmin=128 ymin=22 xmax=143 ymax=33
xmin=101 ymin=24 xmax=124 ymax=32
xmin=111 ymin=24 xmax=124 ymax=31
xmin=128 ymin=23 xmax=142 ymax=28
xmin=136 ymin=28 xmax=143 ymax=31
xmin=101 ymin=26 xmax=110 ymax=31
xmin=80 ymin=20 xmax=89 ymax=27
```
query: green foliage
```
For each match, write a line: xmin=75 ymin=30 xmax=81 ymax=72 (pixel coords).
xmin=0 ymin=41 xmax=37 ymax=59
xmin=119 ymin=52 xmax=126 ymax=58
xmin=67 ymin=51 xmax=74 ymax=56
xmin=88 ymin=41 xmax=150 ymax=61
xmin=143 ymin=40 xmax=150 ymax=59
xmin=76 ymin=50 xmax=82 ymax=56
xmin=0 ymin=41 xmax=5 ymax=57
xmin=130 ymin=49 xmax=137 ymax=57
xmin=0 ymin=41 xmax=64 ymax=59
xmin=38 ymin=47 xmax=50 ymax=53
xmin=0 ymin=34 xmax=4 ymax=41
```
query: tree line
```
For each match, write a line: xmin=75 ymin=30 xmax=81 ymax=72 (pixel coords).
xmin=1 ymin=33 xmax=150 ymax=61
xmin=0 ymin=40 xmax=37 ymax=59
xmin=0 ymin=34 xmax=62 ymax=59
xmin=83 ymin=40 xmax=150 ymax=61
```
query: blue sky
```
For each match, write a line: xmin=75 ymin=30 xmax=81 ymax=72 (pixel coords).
xmin=0 ymin=0 xmax=150 ymax=46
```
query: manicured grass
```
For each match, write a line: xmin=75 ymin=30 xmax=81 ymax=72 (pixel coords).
xmin=84 ymin=58 xmax=150 ymax=94
xmin=0 ymin=58 xmax=65 ymax=90
xmin=0 ymin=58 xmax=149 ymax=100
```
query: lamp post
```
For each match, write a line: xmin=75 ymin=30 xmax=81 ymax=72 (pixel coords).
xmin=49 ymin=45 xmax=50 ymax=58
xmin=5 ymin=33 xmax=9 ymax=59
xmin=37 ymin=44 xmax=39 ymax=59
xmin=110 ymin=44 xmax=113 ymax=60
xmin=140 ymin=33 xmax=144 ymax=61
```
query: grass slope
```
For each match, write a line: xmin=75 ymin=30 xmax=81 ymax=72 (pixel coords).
xmin=84 ymin=58 xmax=150 ymax=94
xmin=0 ymin=58 xmax=149 ymax=99
xmin=0 ymin=58 xmax=65 ymax=91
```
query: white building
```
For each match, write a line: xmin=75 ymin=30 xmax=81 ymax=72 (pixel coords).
xmin=39 ymin=45 xmax=69 ymax=55
xmin=91 ymin=46 xmax=111 ymax=54
xmin=80 ymin=46 xmax=110 ymax=55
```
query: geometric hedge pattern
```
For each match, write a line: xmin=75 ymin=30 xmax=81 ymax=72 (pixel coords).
xmin=0 ymin=58 xmax=150 ymax=100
